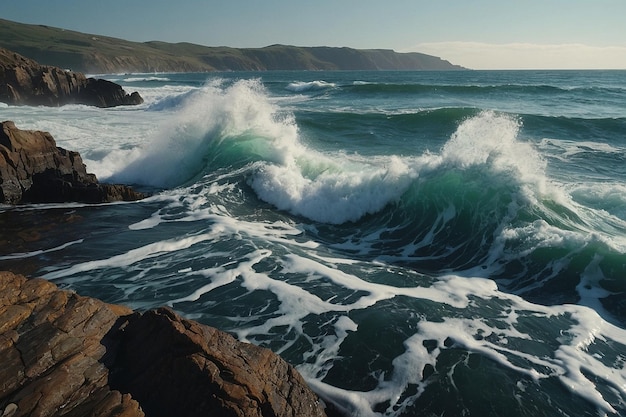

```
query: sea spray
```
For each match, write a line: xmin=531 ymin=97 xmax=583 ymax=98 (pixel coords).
xmin=250 ymin=111 xmax=540 ymax=225
xmin=109 ymin=78 xmax=299 ymax=187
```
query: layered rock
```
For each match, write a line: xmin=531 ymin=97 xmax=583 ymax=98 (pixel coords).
xmin=0 ymin=271 xmax=329 ymax=417
xmin=0 ymin=48 xmax=143 ymax=108
xmin=0 ymin=121 xmax=145 ymax=204
xmin=0 ymin=271 xmax=143 ymax=417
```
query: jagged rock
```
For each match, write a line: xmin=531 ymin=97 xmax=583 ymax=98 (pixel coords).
xmin=0 ymin=48 xmax=143 ymax=108
xmin=0 ymin=271 xmax=329 ymax=417
xmin=0 ymin=271 xmax=144 ymax=417
xmin=0 ymin=121 xmax=145 ymax=204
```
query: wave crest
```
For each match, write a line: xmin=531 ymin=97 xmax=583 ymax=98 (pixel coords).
xmin=109 ymin=78 xmax=299 ymax=187
xmin=285 ymin=80 xmax=336 ymax=92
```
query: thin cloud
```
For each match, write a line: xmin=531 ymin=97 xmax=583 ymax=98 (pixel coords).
xmin=406 ymin=42 xmax=626 ymax=70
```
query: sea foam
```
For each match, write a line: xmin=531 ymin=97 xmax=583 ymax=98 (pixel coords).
xmin=250 ymin=110 xmax=548 ymax=226
xmin=109 ymin=78 xmax=299 ymax=187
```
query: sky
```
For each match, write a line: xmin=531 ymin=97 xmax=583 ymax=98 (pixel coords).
xmin=3 ymin=0 xmax=626 ymax=69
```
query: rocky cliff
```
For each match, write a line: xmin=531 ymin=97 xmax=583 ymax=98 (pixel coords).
xmin=0 ymin=121 xmax=145 ymax=204
xmin=0 ymin=48 xmax=143 ymax=107
xmin=0 ymin=271 xmax=330 ymax=417
xmin=0 ymin=18 xmax=465 ymax=74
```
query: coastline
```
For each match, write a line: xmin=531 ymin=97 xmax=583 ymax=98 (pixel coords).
xmin=0 ymin=18 xmax=465 ymax=74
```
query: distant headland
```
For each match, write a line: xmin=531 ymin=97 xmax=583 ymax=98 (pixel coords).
xmin=0 ymin=18 xmax=465 ymax=74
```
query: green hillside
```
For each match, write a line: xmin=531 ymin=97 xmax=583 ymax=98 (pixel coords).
xmin=0 ymin=18 xmax=464 ymax=73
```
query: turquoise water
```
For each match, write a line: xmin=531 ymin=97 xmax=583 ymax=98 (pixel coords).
xmin=1 ymin=70 xmax=626 ymax=416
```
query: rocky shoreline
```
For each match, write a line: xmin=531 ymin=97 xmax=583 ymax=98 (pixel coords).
xmin=0 ymin=49 xmax=146 ymax=205
xmin=0 ymin=48 xmax=143 ymax=108
xmin=0 ymin=121 xmax=146 ymax=205
xmin=0 ymin=271 xmax=331 ymax=417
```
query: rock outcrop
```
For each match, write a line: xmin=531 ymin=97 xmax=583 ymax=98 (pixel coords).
xmin=0 ymin=271 xmax=143 ymax=417
xmin=76 ymin=78 xmax=144 ymax=108
xmin=0 ymin=48 xmax=143 ymax=108
xmin=0 ymin=271 xmax=329 ymax=417
xmin=0 ymin=121 xmax=145 ymax=204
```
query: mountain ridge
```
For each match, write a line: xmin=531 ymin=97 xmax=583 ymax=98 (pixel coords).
xmin=0 ymin=18 xmax=465 ymax=73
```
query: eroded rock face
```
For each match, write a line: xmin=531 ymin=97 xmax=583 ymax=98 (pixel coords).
xmin=0 ymin=121 xmax=145 ymax=204
xmin=110 ymin=308 xmax=328 ymax=417
xmin=0 ymin=271 xmax=329 ymax=417
xmin=0 ymin=48 xmax=143 ymax=108
xmin=0 ymin=271 xmax=143 ymax=417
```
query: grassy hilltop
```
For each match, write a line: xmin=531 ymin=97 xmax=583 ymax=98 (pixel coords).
xmin=0 ymin=18 xmax=464 ymax=73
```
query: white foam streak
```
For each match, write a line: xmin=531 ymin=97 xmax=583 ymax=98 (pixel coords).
xmin=306 ymin=379 xmax=379 ymax=417
xmin=167 ymin=261 xmax=239 ymax=304
xmin=553 ymin=309 xmax=626 ymax=415
xmin=282 ymin=255 xmax=496 ymax=310
xmin=42 ymin=234 xmax=214 ymax=280
xmin=231 ymin=250 xmax=351 ymax=353
xmin=539 ymin=138 xmax=625 ymax=162
xmin=0 ymin=239 xmax=84 ymax=260
xmin=123 ymin=76 xmax=171 ymax=83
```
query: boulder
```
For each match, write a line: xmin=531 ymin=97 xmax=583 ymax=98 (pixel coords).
xmin=0 ymin=48 xmax=143 ymax=108
xmin=0 ymin=271 xmax=330 ymax=417
xmin=0 ymin=121 xmax=145 ymax=204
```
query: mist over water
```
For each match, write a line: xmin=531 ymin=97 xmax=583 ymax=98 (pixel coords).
xmin=2 ymin=70 xmax=626 ymax=416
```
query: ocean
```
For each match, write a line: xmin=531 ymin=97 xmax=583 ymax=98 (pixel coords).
xmin=1 ymin=70 xmax=625 ymax=416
